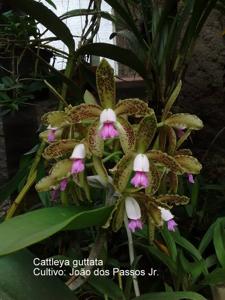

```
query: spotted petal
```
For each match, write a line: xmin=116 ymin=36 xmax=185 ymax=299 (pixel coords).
xmin=87 ymin=120 xmax=104 ymax=157
xmin=113 ymin=153 xmax=134 ymax=192
xmin=67 ymin=104 xmax=102 ymax=123
xmin=156 ymin=194 xmax=190 ymax=208
xmin=146 ymin=162 xmax=161 ymax=195
xmin=167 ymin=127 xmax=177 ymax=155
xmin=93 ymin=155 xmax=109 ymax=185
xmin=116 ymin=116 xmax=135 ymax=154
xmin=174 ymin=155 xmax=202 ymax=174
xmin=96 ymin=59 xmax=116 ymax=108
xmin=115 ymin=98 xmax=152 ymax=117
xmin=147 ymin=150 xmax=183 ymax=174
xmin=41 ymin=111 xmax=70 ymax=127
xmin=43 ymin=139 xmax=78 ymax=159
xmin=164 ymin=113 xmax=203 ymax=130
xmin=112 ymin=198 xmax=125 ymax=232
xmin=50 ymin=159 xmax=72 ymax=180
xmin=136 ymin=113 xmax=157 ymax=153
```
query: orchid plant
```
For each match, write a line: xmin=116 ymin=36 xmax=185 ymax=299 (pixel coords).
xmin=36 ymin=59 xmax=203 ymax=240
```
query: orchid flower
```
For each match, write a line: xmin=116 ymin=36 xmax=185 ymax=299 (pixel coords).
xmin=159 ymin=207 xmax=177 ymax=232
xmin=187 ymin=173 xmax=195 ymax=184
xmin=66 ymin=59 xmax=151 ymax=156
xmin=47 ymin=125 xmax=58 ymax=142
xmin=70 ymin=144 xmax=86 ymax=174
xmin=50 ymin=178 xmax=68 ymax=201
xmin=125 ymin=197 xmax=143 ymax=232
xmin=131 ymin=154 xmax=150 ymax=188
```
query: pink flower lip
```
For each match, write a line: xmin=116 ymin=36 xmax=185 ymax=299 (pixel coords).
xmin=59 ymin=178 xmax=68 ymax=191
xmin=71 ymin=159 xmax=85 ymax=174
xmin=167 ymin=219 xmax=177 ymax=232
xmin=50 ymin=188 xmax=59 ymax=201
xmin=128 ymin=219 xmax=143 ymax=232
xmin=47 ymin=129 xmax=57 ymax=142
xmin=131 ymin=171 xmax=149 ymax=188
xmin=99 ymin=122 xmax=119 ymax=140
xmin=177 ymin=128 xmax=185 ymax=138
xmin=188 ymin=173 xmax=195 ymax=184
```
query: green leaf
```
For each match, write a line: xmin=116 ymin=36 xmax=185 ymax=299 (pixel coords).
xmin=132 ymin=291 xmax=207 ymax=300
xmin=8 ymin=0 xmax=75 ymax=51
xmin=164 ymin=113 xmax=203 ymax=130
xmin=163 ymin=80 xmax=182 ymax=119
xmin=199 ymin=221 xmax=215 ymax=254
xmin=61 ymin=9 xmax=116 ymax=23
xmin=136 ymin=113 xmax=157 ymax=152
xmin=89 ymin=275 xmax=125 ymax=300
xmin=200 ymin=268 xmax=225 ymax=286
xmin=161 ymin=226 xmax=177 ymax=261
xmin=213 ymin=219 xmax=225 ymax=268
xmin=0 ymin=206 xmax=113 ymax=256
xmin=96 ymin=59 xmax=116 ymax=108
xmin=75 ymin=43 xmax=147 ymax=79
xmin=0 ymin=249 xmax=77 ymax=300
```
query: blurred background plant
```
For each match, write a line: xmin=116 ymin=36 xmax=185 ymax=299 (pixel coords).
xmin=0 ymin=0 xmax=224 ymax=299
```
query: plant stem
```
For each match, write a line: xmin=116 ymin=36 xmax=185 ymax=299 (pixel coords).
xmin=5 ymin=142 xmax=45 ymax=219
xmin=5 ymin=171 xmax=37 ymax=219
xmin=124 ymin=214 xmax=140 ymax=297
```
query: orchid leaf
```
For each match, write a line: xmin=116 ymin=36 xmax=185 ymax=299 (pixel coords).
xmin=96 ymin=59 xmax=116 ymax=108
xmin=148 ymin=150 xmax=183 ymax=174
xmin=41 ymin=111 xmax=70 ymax=127
xmin=113 ymin=153 xmax=134 ymax=192
xmin=50 ymin=159 xmax=72 ymax=180
xmin=35 ymin=175 xmax=57 ymax=192
xmin=136 ymin=113 xmax=157 ymax=152
xmin=87 ymin=120 xmax=104 ymax=157
xmin=115 ymin=98 xmax=152 ymax=117
xmin=164 ymin=113 xmax=203 ymax=130
xmin=116 ymin=116 xmax=136 ymax=154
xmin=66 ymin=104 xmax=101 ymax=123
xmin=146 ymin=163 xmax=161 ymax=195
xmin=156 ymin=194 xmax=190 ymax=207
xmin=0 ymin=206 xmax=113 ymax=256
xmin=43 ymin=139 xmax=77 ymax=159
xmin=174 ymin=155 xmax=202 ymax=174
xmin=93 ymin=155 xmax=109 ymax=185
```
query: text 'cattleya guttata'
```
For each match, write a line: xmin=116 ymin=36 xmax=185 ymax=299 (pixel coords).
xmin=36 ymin=59 xmax=203 ymax=238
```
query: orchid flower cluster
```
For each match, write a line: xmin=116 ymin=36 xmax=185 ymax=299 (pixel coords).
xmin=36 ymin=59 xmax=203 ymax=236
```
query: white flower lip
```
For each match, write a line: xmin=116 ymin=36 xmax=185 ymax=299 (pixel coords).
xmin=70 ymin=143 xmax=86 ymax=159
xmin=133 ymin=154 xmax=149 ymax=172
xmin=125 ymin=197 xmax=141 ymax=220
xmin=100 ymin=108 xmax=117 ymax=124
xmin=47 ymin=125 xmax=57 ymax=130
xmin=159 ymin=207 xmax=174 ymax=221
